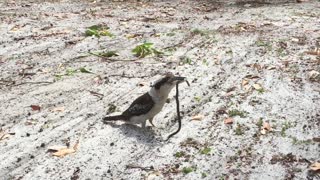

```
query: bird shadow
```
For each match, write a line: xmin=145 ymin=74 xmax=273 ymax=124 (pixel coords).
xmin=104 ymin=121 xmax=165 ymax=146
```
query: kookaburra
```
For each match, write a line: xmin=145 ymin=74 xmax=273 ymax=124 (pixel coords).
xmin=103 ymin=73 xmax=186 ymax=128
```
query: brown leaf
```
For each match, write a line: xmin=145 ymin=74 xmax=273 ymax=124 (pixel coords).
xmin=263 ymin=122 xmax=271 ymax=131
xmin=52 ymin=148 xmax=76 ymax=157
xmin=191 ymin=114 xmax=204 ymax=121
xmin=146 ymin=171 xmax=161 ymax=180
xmin=241 ymin=79 xmax=249 ymax=87
xmin=0 ymin=131 xmax=10 ymax=141
xmin=48 ymin=145 xmax=68 ymax=152
xmin=244 ymin=74 xmax=260 ymax=79
xmin=50 ymin=139 xmax=79 ymax=157
xmin=30 ymin=105 xmax=41 ymax=111
xmin=261 ymin=122 xmax=271 ymax=134
xmin=305 ymin=48 xmax=320 ymax=56
xmin=224 ymin=118 xmax=234 ymax=124
xmin=308 ymin=70 xmax=320 ymax=81
xmin=310 ymin=162 xmax=320 ymax=171
xmin=52 ymin=107 xmax=65 ymax=112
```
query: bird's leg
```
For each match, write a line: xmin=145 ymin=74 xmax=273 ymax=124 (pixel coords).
xmin=141 ymin=120 xmax=146 ymax=129
xmin=148 ymin=117 xmax=156 ymax=127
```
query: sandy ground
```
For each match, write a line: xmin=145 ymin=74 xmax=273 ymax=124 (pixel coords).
xmin=0 ymin=0 xmax=319 ymax=179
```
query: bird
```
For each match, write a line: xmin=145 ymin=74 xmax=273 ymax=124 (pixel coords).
xmin=103 ymin=73 xmax=186 ymax=128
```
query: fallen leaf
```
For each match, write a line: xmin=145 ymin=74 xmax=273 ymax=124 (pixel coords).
xmin=79 ymin=67 xmax=93 ymax=73
xmin=252 ymin=83 xmax=263 ymax=90
xmin=93 ymin=75 xmax=103 ymax=85
xmin=308 ymin=70 xmax=320 ymax=81
xmin=241 ymin=79 xmax=249 ymax=87
xmin=52 ymin=107 xmax=65 ymax=112
xmin=305 ymin=48 xmax=320 ymax=56
xmin=50 ymin=139 xmax=79 ymax=157
xmin=0 ymin=131 xmax=10 ymax=141
xmin=312 ymin=137 xmax=320 ymax=142
xmin=30 ymin=105 xmax=41 ymax=111
xmin=260 ymin=129 xmax=267 ymax=135
xmin=191 ymin=114 xmax=204 ymax=121
xmin=263 ymin=122 xmax=271 ymax=131
xmin=244 ymin=74 xmax=260 ymax=79
xmin=310 ymin=162 xmax=320 ymax=171
xmin=48 ymin=145 xmax=68 ymax=151
xmin=266 ymin=66 xmax=276 ymax=70
xmin=224 ymin=117 xmax=234 ymax=124
xmin=146 ymin=171 xmax=161 ymax=180
xmin=52 ymin=148 xmax=76 ymax=157
xmin=243 ymin=84 xmax=252 ymax=92
xmin=25 ymin=119 xmax=37 ymax=125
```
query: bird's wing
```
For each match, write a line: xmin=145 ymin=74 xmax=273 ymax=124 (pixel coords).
xmin=123 ymin=92 xmax=154 ymax=117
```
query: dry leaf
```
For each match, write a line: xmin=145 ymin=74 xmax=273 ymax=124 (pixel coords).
xmin=0 ymin=131 xmax=10 ymax=141
xmin=50 ymin=139 xmax=79 ymax=157
xmin=305 ymin=48 xmax=320 ymax=56
xmin=244 ymin=74 xmax=260 ymax=79
xmin=93 ymin=75 xmax=103 ymax=85
xmin=310 ymin=162 xmax=320 ymax=171
xmin=146 ymin=171 xmax=161 ymax=180
xmin=266 ymin=66 xmax=276 ymax=70
xmin=263 ymin=122 xmax=271 ymax=131
xmin=260 ymin=129 xmax=267 ymax=135
xmin=224 ymin=118 xmax=234 ymax=124
xmin=52 ymin=148 xmax=76 ymax=157
xmin=191 ymin=114 xmax=204 ymax=121
xmin=243 ymin=84 xmax=252 ymax=92
xmin=242 ymin=79 xmax=249 ymax=87
xmin=25 ymin=119 xmax=37 ymax=125
xmin=48 ymin=145 xmax=68 ymax=151
xmin=252 ymin=83 xmax=263 ymax=90
xmin=52 ymin=107 xmax=65 ymax=112
xmin=30 ymin=105 xmax=41 ymax=111
xmin=308 ymin=70 xmax=320 ymax=81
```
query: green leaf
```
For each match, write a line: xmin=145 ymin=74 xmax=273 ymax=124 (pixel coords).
xmin=85 ymin=25 xmax=113 ymax=37
xmin=182 ymin=167 xmax=194 ymax=174
xmin=132 ymin=42 xmax=162 ymax=58
xmin=66 ymin=68 xmax=76 ymax=76
xmin=201 ymin=172 xmax=207 ymax=178
xmin=79 ymin=67 xmax=93 ymax=73
xmin=174 ymin=151 xmax=185 ymax=158
xmin=200 ymin=147 xmax=211 ymax=155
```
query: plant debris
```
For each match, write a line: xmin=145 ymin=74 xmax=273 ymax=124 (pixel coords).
xmin=30 ymin=105 xmax=41 ymax=111
xmin=85 ymin=25 xmax=113 ymax=37
xmin=191 ymin=114 xmax=204 ymax=121
xmin=310 ymin=162 xmax=320 ymax=171
xmin=132 ymin=42 xmax=163 ymax=58
xmin=49 ymin=139 xmax=79 ymax=157
xmin=224 ymin=117 xmax=234 ymax=124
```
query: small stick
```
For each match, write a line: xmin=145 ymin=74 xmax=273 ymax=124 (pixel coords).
xmin=166 ymin=80 xmax=190 ymax=141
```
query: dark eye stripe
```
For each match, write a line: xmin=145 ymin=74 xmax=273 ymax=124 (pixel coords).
xmin=154 ymin=77 xmax=170 ymax=89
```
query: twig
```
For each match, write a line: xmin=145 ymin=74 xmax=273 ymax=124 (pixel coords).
xmin=126 ymin=164 xmax=154 ymax=171
xmin=0 ymin=80 xmax=54 ymax=87
xmin=88 ymin=90 xmax=104 ymax=98
xmin=89 ymin=52 xmax=140 ymax=62
xmin=14 ymin=81 xmax=54 ymax=86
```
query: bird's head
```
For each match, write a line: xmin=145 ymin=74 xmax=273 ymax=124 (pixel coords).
xmin=150 ymin=72 xmax=186 ymax=98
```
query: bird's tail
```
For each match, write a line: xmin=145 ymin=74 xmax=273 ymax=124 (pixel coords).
xmin=103 ymin=115 xmax=126 ymax=122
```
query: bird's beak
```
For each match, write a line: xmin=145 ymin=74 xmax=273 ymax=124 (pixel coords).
xmin=172 ymin=76 xmax=186 ymax=82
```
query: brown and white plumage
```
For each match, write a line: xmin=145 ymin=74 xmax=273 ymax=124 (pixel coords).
xmin=103 ymin=73 xmax=185 ymax=128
